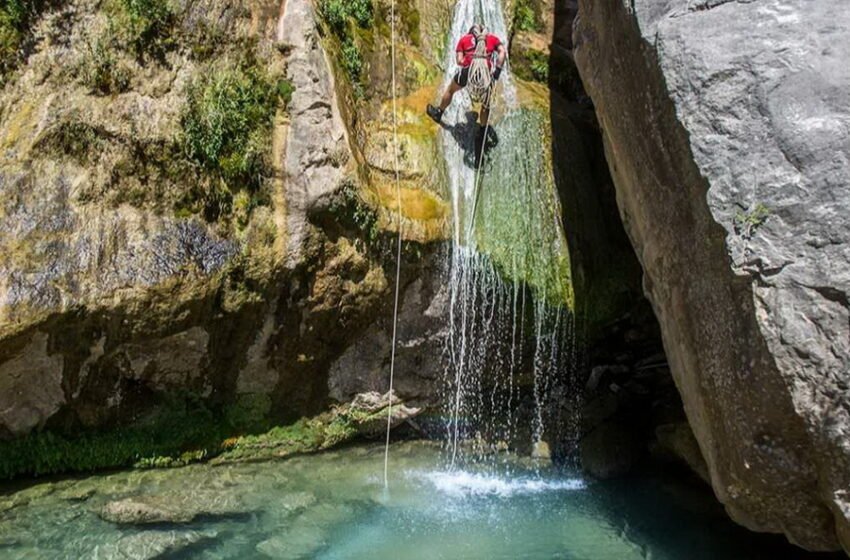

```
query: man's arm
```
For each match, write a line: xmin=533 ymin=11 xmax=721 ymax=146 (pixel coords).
xmin=456 ymin=50 xmax=465 ymax=66
xmin=495 ymin=43 xmax=507 ymax=68
xmin=492 ymin=43 xmax=507 ymax=80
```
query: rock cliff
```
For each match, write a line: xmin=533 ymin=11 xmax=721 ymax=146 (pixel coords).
xmin=574 ymin=0 xmax=850 ymax=552
xmin=0 ymin=0 xmax=445 ymax=475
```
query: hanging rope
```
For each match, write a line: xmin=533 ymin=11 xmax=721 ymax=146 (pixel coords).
xmin=383 ymin=0 xmax=404 ymax=490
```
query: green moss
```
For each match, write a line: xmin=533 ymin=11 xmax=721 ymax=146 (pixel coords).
xmin=213 ymin=402 xmax=388 ymax=465
xmin=0 ymin=396 xmax=228 ymax=480
xmin=476 ymin=108 xmax=573 ymax=308
xmin=398 ymin=0 xmax=420 ymax=47
xmin=0 ymin=391 xmax=389 ymax=480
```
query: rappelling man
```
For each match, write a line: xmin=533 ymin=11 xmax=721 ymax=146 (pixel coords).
xmin=426 ymin=23 xmax=507 ymax=129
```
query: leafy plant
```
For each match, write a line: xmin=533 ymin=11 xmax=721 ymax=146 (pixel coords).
xmin=514 ymin=0 xmax=539 ymax=33
xmin=106 ymin=0 xmax=176 ymax=61
xmin=513 ymin=48 xmax=549 ymax=83
xmin=328 ymin=181 xmax=381 ymax=243
xmin=317 ymin=0 xmax=371 ymax=95
xmin=80 ymin=35 xmax=131 ymax=94
xmin=276 ymin=77 xmax=294 ymax=106
xmin=318 ymin=0 xmax=372 ymax=34
xmin=734 ymin=203 xmax=770 ymax=238
xmin=528 ymin=50 xmax=549 ymax=82
xmin=1 ymin=0 xmax=45 ymax=79
xmin=181 ymin=61 xmax=280 ymax=194
xmin=340 ymin=38 xmax=363 ymax=82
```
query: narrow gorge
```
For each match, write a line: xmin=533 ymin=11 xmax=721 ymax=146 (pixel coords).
xmin=0 ymin=0 xmax=847 ymax=558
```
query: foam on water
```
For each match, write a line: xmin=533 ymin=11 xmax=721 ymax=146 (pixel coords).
xmin=420 ymin=470 xmax=586 ymax=498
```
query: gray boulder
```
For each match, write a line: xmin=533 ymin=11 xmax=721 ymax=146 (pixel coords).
xmin=574 ymin=0 xmax=850 ymax=552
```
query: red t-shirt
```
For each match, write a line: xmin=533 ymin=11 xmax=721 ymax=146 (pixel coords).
xmin=456 ymin=34 xmax=502 ymax=68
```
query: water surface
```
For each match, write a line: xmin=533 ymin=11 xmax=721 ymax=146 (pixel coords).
xmin=0 ymin=442 xmax=829 ymax=559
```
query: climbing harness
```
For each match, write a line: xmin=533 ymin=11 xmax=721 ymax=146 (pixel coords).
xmin=383 ymin=0 xmax=404 ymax=490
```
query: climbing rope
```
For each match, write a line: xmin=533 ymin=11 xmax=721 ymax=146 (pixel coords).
xmin=384 ymin=0 xmax=404 ymax=490
xmin=467 ymin=27 xmax=493 ymax=106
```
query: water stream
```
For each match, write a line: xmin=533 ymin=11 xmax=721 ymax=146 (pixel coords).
xmin=438 ymin=0 xmax=578 ymax=467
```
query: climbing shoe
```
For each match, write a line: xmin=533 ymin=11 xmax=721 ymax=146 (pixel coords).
xmin=426 ymin=104 xmax=443 ymax=124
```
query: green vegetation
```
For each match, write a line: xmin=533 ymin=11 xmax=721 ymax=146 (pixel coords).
xmin=0 ymin=396 xmax=228 ymax=480
xmin=317 ymin=0 xmax=373 ymax=97
xmin=180 ymin=57 xmax=286 ymax=218
xmin=398 ymin=0 xmax=420 ymax=46
xmin=105 ymin=0 xmax=176 ymax=61
xmin=80 ymin=35 xmax=132 ymax=94
xmin=0 ymin=0 xmax=47 ymax=80
xmin=340 ymin=38 xmax=363 ymax=84
xmin=35 ymin=118 xmax=110 ymax=164
xmin=513 ymin=0 xmax=541 ymax=33
xmin=328 ymin=181 xmax=381 ymax=244
xmin=513 ymin=48 xmax=549 ymax=83
xmin=0 ymin=391 xmax=393 ymax=480
xmin=213 ymin=403 xmax=388 ymax=464
xmin=186 ymin=19 xmax=224 ymax=61
xmin=477 ymin=109 xmax=573 ymax=307
xmin=319 ymin=0 xmax=372 ymax=33
xmin=528 ymin=50 xmax=548 ymax=82
xmin=735 ymin=203 xmax=771 ymax=238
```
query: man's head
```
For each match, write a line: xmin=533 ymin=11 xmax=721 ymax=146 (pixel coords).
xmin=468 ymin=23 xmax=485 ymax=38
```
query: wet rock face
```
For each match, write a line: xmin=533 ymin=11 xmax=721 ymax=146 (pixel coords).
xmin=574 ymin=0 xmax=850 ymax=552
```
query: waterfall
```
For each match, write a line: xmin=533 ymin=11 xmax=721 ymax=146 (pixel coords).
xmin=438 ymin=0 xmax=579 ymax=468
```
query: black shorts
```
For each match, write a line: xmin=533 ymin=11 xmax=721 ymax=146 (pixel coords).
xmin=453 ymin=66 xmax=471 ymax=87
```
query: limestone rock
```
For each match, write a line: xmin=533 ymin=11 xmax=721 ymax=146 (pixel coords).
xmin=278 ymin=0 xmax=350 ymax=267
xmin=99 ymin=491 xmax=247 ymax=525
xmin=349 ymin=390 xmax=421 ymax=438
xmin=574 ymin=0 xmax=850 ymax=551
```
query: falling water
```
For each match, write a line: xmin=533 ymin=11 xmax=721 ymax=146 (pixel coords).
xmin=439 ymin=0 xmax=580 ymax=468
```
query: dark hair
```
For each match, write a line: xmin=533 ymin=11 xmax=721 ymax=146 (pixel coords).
xmin=468 ymin=24 xmax=483 ymax=36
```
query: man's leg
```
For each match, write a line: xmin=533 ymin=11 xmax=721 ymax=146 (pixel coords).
xmin=479 ymin=87 xmax=493 ymax=127
xmin=440 ymin=81 xmax=463 ymax=111
xmin=479 ymin=104 xmax=490 ymax=127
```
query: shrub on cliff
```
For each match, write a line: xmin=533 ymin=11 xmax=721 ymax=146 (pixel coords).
xmin=180 ymin=57 xmax=286 ymax=220
xmin=317 ymin=0 xmax=372 ymax=97
xmin=319 ymin=0 xmax=372 ymax=34
xmin=105 ymin=0 xmax=176 ymax=61
xmin=0 ymin=0 xmax=46 ymax=79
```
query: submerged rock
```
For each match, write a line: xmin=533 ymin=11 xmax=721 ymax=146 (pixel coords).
xmin=94 ymin=530 xmax=217 ymax=560
xmin=99 ymin=491 xmax=247 ymax=525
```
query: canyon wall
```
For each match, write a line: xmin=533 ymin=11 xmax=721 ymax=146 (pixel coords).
xmin=574 ymin=0 xmax=850 ymax=552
